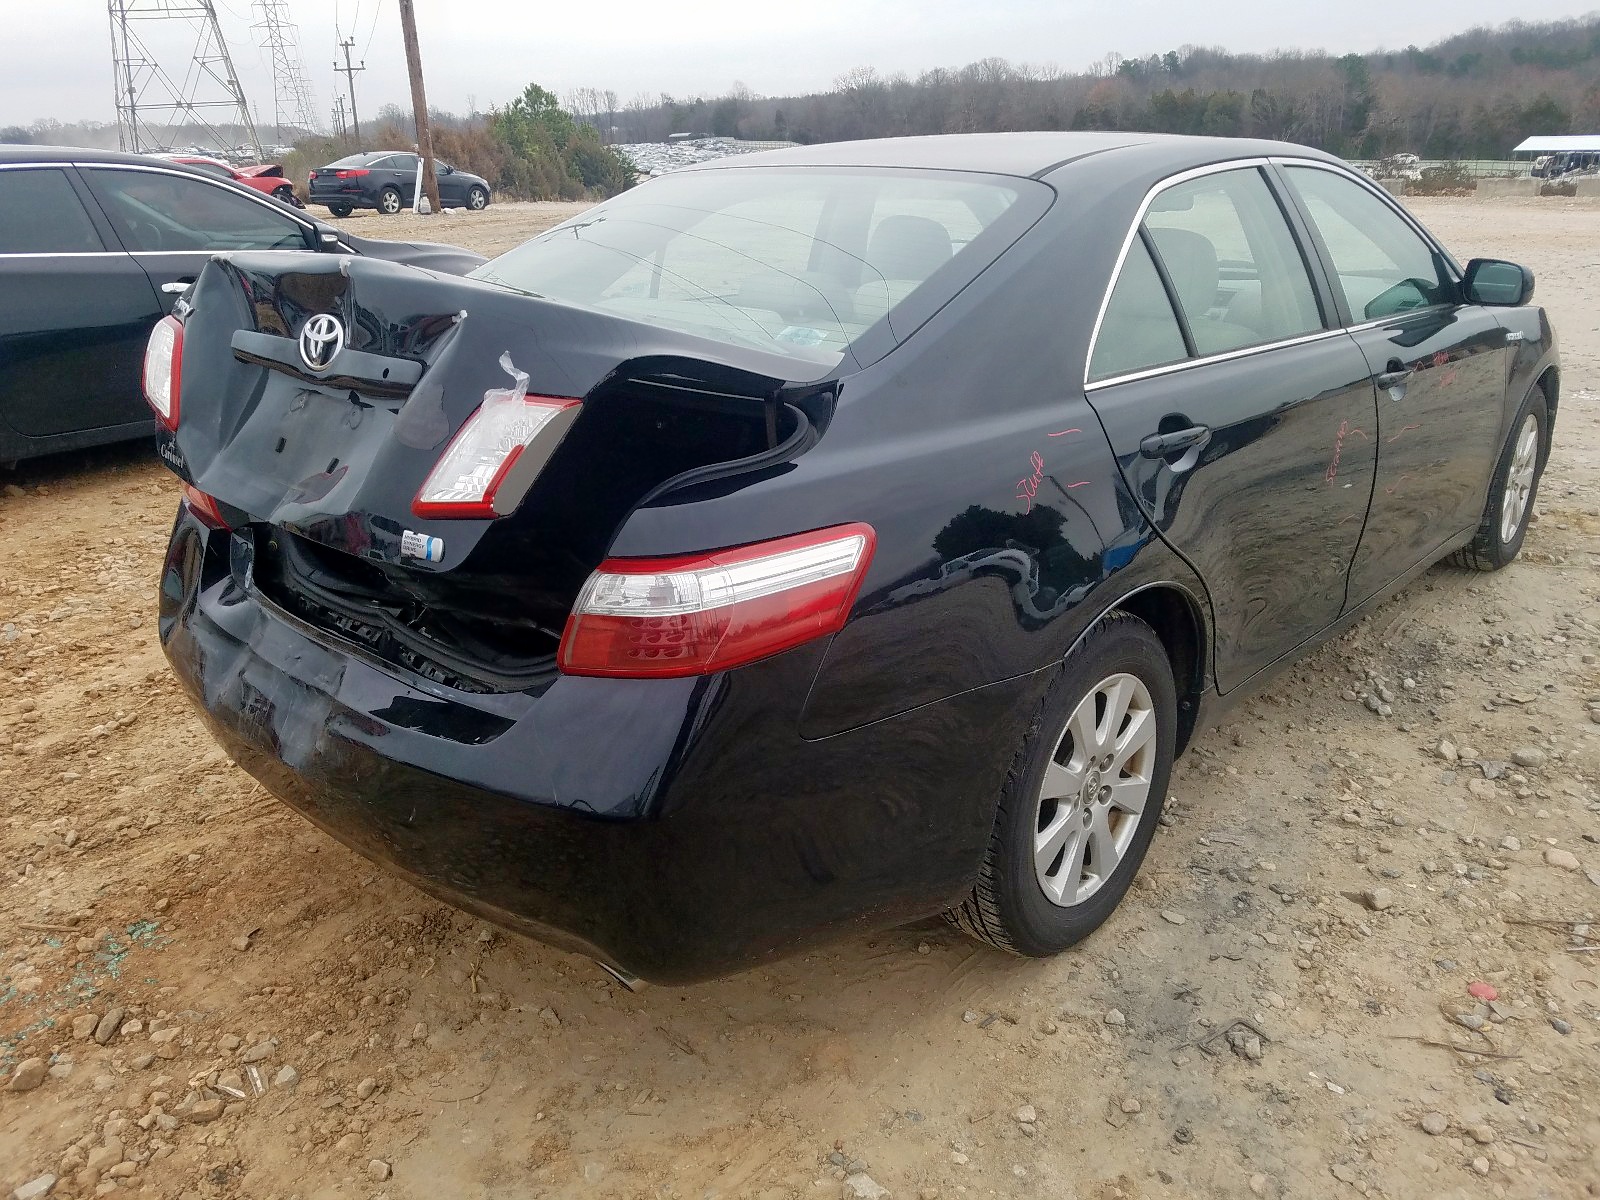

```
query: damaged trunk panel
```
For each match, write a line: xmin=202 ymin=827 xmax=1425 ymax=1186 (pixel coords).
xmin=167 ymin=253 xmax=833 ymax=692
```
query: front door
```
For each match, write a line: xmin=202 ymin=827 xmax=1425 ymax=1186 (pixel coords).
xmin=434 ymin=162 xmax=466 ymax=206
xmin=1277 ymin=164 xmax=1507 ymax=606
xmin=0 ymin=165 xmax=163 ymax=439
xmin=1083 ymin=165 xmax=1379 ymax=691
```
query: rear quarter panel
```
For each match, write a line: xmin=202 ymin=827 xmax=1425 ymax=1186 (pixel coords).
xmin=608 ymin=177 xmax=1212 ymax=737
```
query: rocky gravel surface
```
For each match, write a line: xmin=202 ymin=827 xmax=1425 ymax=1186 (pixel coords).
xmin=1 ymin=197 xmax=1597 ymax=1200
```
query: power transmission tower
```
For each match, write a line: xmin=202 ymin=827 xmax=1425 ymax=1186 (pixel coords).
xmin=107 ymin=0 xmax=263 ymax=159
xmin=252 ymin=0 xmax=318 ymax=143
xmin=335 ymin=37 xmax=365 ymax=145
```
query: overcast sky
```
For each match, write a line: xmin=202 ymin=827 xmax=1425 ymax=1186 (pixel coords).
xmin=7 ymin=0 xmax=1598 ymax=132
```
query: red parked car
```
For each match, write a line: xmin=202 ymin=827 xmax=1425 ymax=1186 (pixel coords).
xmin=156 ymin=155 xmax=304 ymax=208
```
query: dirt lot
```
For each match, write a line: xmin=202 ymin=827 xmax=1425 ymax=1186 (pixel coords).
xmin=2 ymin=197 xmax=1598 ymax=1200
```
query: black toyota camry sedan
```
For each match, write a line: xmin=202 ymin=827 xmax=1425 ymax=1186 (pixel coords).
xmin=0 ymin=146 xmax=485 ymax=466
xmin=148 ymin=133 xmax=1557 ymax=983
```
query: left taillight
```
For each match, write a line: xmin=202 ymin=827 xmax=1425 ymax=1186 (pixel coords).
xmin=142 ymin=314 xmax=183 ymax=430
xmin=413 ymin=391 xmax=581 ymax=519
xmin=558 ymin=523 xmax=876 ymax=678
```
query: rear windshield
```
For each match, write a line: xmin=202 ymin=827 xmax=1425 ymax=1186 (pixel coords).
xmin=325 ymin=154 xmax=377 ymax=169
xmin=471 ymin=167 xmax=1050 ymax=372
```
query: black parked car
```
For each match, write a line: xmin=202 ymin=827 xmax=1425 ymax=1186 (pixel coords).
xmin=148 ymin=134 xmax=1557 ymax=984
xmin=308 ymin=151 xmax=492 ymax=217
xmin=0 ymin=146 xmax=487 ymax=466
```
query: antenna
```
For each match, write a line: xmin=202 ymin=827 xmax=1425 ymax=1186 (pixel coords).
xmin=252 ymin=0 xmax=318 ymax=143
xmin=107 ymin=0 xmax=264 ymax=160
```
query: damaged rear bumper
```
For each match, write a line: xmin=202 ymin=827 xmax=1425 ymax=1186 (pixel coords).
xmin=158 ymin=502 xmax=1043 ymax=983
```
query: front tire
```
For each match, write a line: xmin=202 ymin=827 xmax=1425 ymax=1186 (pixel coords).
xmin=274 ymin=186 xmax=305 ymax=209
xmin=1451 ymin=387 xmax=1549 ymax=571
xmin=377 ymin=187 xmax=403 ymax=215
xmin=467 ymin=185 xmax=489 ymax=210
xmin=947 ymin=611 xmax=1177 ymax=956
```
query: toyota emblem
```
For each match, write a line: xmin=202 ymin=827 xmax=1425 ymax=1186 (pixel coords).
xmin=298 ymin=312 xmax=345 ymax=372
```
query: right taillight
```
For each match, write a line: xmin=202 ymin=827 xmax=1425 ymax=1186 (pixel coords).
xmin=334 ymin=168 xmax=369 ymax=178
xmin=558 ymin=524 xmax=876 ymax=678
xmin=142 ymin=314 xmax=183 ymax=430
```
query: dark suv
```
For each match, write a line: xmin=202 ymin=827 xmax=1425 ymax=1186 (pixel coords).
xmin=308 ymin=151 xmax=492 ymax=217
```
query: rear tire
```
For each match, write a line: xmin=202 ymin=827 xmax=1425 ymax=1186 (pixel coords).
xmin=947 ymin=611 xmax=1177 ymax=956
xmin=328 ymin=203 xmax=353 ymax=218
xmin=378 ymin=187 xmax=403 ymax=215
xmin=1450 ymin=386 xmax=1549 ymax=571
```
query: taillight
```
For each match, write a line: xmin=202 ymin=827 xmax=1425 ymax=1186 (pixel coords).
xmin=558 ymin=524 xmax=876 ymax=678
xmin=413 ymin=357 xmax=580 ymax=519
xmin=334 ymin=168 xmax=369 ymax=178
xmin=142 ymin=314 xmax=183 ymax=430
xmin=181 ymin=483 xmax=230 ymax=530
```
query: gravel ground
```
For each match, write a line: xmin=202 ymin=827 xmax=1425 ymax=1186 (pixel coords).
xmin=0 ymin=196 xmax=1597 ymax=1200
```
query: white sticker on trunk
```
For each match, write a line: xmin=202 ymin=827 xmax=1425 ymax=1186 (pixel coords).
xmin=400 ymin=530 xmax=444 ymax=563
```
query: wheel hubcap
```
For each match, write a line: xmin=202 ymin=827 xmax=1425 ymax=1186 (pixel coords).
xmin=1499 ymin=412 xmax=1539 ymax=543
xmin=1033 ymin=672 xmax=1157 ymax=908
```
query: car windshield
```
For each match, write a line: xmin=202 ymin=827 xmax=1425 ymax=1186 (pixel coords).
xmin=325 ymin=154 xmax=376 ymax=169
xmin=471 ymin=167 xmax=1047 ymax=371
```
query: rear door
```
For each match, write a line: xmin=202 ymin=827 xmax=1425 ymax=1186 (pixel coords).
xmin=1277 ymin=163 xmax=1507 ymax=606
xmin=0 ymin=164 xmax=163 ymax=439
xmin=77 ymin=165 xmax=315 ymax=314
xmin=1083 ymin=163 xmax=1380 ymax=691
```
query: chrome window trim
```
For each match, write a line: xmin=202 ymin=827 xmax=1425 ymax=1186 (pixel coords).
xmin=1082 ymin=154 xmax=1463 ymax=391
xmin=1084 ymin=327 xmax=1351 ymax=392
xmin=0 ymin=251 xmax=126 ymax=259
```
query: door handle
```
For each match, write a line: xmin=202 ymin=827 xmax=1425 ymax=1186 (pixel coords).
xmin=1139 ymin=425 xmax=1211 ymax=459
xmin=161 ymin=279 xmax=194 ymax=294
xmin=1375 ymin=368 xmax=1413 ymax=389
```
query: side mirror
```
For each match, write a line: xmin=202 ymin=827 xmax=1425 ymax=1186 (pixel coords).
xmin=308 ymin=221 xmax=343 ymax=252
xmin=1463 ymin=258 xmax=1534 ymax=307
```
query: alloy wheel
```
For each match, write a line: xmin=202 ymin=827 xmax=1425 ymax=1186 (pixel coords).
xmin=1032 ymin=672 xmax=1156 ymax=907
xmin=1499 ymin=412 xmax=1539 ymax=543
xmin=380 ymin=190 xmax=401 ymax=214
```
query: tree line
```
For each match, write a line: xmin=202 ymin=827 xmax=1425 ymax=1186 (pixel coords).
xmin=587 ymin=15 xmax=1600 ymax=160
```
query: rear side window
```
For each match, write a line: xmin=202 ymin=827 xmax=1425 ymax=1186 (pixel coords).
xmin=1088 ymin=238 xmax=1187 ymax=382
xmin=1283 ymin=166 xmax=1452 ymax=321
xmin=1143 ymin=167 xmax=1323 ymax=356
xmin=0 ymin=169 xmax=103 ymax=254
xmin=82 ymin=169 xmax=309 ymax=253
xmin=474 ymin=167 xmax=1049 ymax=375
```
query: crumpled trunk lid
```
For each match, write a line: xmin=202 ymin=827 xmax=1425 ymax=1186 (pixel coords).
xmin=161 ymin=252 xmax=830 ymax=690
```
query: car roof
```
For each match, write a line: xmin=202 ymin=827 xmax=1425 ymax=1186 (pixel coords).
xmin=0 ymin=144 xmax=226 ymax=167
xmin=679 ymin=132 xmax=1347 ymax=180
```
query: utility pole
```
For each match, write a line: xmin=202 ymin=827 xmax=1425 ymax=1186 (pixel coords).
xmin=335 ymin=35 xmax=364 ymax=145
xmin=397 ymin=0 xmax=442 ymax=215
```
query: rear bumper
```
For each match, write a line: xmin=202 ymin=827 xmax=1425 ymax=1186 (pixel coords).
xmin=159 ymin=505 xmax=1045 ymax=982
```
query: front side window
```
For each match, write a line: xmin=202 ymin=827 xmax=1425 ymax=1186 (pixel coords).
xmin=0 ymin=169 xmax=103 ymax=254
xmin=83 ymin=169 xmax=309 ymax=253
xmin=1142 ymin=167 xmax=1323 ymax=357
xmin=1283 ymin=166 xmax=1453 ymax=321
xmin=1088 ymin=238 xmax=1187 ymax=382
xmin=472 ymin=167 xmax=1047 ymax=374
